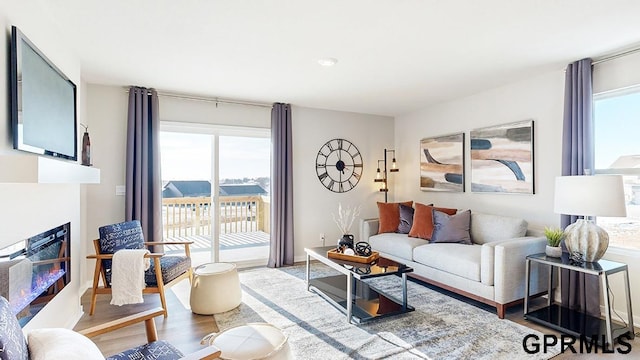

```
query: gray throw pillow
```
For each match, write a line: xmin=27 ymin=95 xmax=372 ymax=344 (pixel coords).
xmin=431 ymin=209 xmax=472 ymax=244
xmin=397 ymin=204 xmax=414 ymax=234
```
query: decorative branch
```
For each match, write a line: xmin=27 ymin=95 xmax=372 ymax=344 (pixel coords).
xmin=332 ymin=203 xmax=361 ymax=235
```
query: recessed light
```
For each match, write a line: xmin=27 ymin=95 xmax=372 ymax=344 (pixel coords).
xmin=318 ymin=57 xmax=338 ymax=67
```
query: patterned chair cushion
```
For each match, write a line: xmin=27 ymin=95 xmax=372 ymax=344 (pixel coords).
xmin=145 ymin=256 xmax=191 ymax=285
xmin=104 ymin=256 xmax=191 ymax=287
xmin=0 ymin=297 xmax=28 ymax=360
xmin=106 ymin=340 xmax=183 ymax=360
xmin=99 ymin=220 xmax=145 ymax=271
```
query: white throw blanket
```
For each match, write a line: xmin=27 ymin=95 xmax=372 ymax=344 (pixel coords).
xmin=110 ymin=249 xmax=151 ymax=306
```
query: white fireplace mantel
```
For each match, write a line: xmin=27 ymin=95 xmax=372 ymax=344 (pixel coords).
xmin=0 ymin=155 xmax=100 ymax=184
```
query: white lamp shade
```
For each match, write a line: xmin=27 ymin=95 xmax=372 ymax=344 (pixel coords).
xmin=554 ymin=175 xmax=627 ymax=217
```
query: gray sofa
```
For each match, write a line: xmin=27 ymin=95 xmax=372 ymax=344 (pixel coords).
xmin=361 ymin=212 xmax=547 ymax=318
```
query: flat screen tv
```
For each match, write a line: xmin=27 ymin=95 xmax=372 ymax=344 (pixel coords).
xmin=10 ymin=26 xmax=78 ymax=161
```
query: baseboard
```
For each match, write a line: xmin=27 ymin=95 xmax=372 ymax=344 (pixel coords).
xmin=66 ymin=304 xmax=84 ymax=329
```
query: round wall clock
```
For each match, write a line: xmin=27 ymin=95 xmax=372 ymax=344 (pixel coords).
xmin=315 ymin=138 xmax=363 ymax=193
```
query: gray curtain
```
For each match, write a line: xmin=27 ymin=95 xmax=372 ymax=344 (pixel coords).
xmin=560 ymin=58 xmax=600 ymax=316
xmin=126 ymin=87 xmax=163 ymax=250
xmin=268 ymin=103 xmax=294 ymax=268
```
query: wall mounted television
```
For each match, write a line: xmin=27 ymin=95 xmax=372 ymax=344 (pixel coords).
xmin=10 ymin=26 xmax=78 ymax=161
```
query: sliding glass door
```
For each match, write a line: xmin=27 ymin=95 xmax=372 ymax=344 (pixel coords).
xmin=160 ymin=123 xmax=270 ymax=267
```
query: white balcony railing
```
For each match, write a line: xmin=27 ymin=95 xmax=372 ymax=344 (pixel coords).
xmin=162 ymin=195 xmax=270 ymax=239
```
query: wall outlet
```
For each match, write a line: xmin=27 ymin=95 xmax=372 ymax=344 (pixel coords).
xmin=319 ymin=233 xmax=325 ymax=244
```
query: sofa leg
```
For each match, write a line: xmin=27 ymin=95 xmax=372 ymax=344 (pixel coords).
xmin=497 ymin=304 xmax=506 ymax=319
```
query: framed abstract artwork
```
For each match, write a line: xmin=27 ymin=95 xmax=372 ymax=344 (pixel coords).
xmin=470 ymin=120 xmax=534 ymax=194
xmin=420 ymin=133 xmax=464 ymax=192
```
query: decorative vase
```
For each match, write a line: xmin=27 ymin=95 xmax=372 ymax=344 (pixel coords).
xmin=338 ymin=234 xmax=354 ymax=249
xmin=545 ymin=245 xmax=562 ymax=258
xmin=563 ymin=219 xmax=609 ymax=262
xmin=81 ymin=129 xmax=91 ymax=166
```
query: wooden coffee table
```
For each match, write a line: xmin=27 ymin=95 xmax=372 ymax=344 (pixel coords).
xmin=305 ymin=246 xmax=414 ymax=324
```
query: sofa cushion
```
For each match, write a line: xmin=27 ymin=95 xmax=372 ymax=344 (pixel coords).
xmin=369 ymin=233 xmax=428 ymax=260
xmin=413 ymin=243 xmax=482 ymax=282
xmin=377 ymin=201 xmax=413 ymax=233
xmin=432 ymin=209 xmax=472 ymax=244
xmin=397 ymin=204 xmax=414 ymax=234
xmin=408 ymin=203 xmax=457 ymax=240
xmin=470 ymin=212 xmax=528 ymax=244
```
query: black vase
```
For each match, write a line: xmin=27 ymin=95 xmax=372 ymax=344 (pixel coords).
xmin=81 ymin=130 xmax=91 ymax=166
xmin=338 ymin=234 xmax=354 ymax=249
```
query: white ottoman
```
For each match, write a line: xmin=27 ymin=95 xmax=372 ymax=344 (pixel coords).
xmin=190 ymin=263 xmax=241 ymax=315
xmin=203 ymin=323 xmax=293 ymax=360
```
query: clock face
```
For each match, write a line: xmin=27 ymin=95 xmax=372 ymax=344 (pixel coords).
xmin=315 ymin=138 xmax=363 ymax=193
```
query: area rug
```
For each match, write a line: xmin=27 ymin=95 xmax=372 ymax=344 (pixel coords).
xmin=214 ymin=264 xmax=560 ymax=360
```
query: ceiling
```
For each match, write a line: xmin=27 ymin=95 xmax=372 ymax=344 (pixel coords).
xmin=30 ymin=0 xmax=640 ymax=116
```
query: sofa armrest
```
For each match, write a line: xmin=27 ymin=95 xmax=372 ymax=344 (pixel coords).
xmin=492 ymin=236 xmax=548 ymax=304
xmin=360 ymin=218 xmax=379 ymax=242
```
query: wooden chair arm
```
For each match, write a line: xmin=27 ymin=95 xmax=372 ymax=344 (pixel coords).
xmin=86 ymin=252 xmax=164 ymax=260
xmin=78 ymin=307 xmax=165 ymax=342
xmin=179 ymin=346 xmax=222 ymax=360
xmin=145 ymin=241 xmax=194 ymax=246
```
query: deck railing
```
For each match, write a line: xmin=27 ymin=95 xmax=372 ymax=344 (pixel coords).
xmin=162 ymin=195 xmax=270 ymax=239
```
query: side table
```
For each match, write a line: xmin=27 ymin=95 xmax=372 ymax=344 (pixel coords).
xmin=524 ymin=253 xmax=635 ymax=346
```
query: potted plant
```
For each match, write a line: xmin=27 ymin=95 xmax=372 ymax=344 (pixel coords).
xmin=544 ymin=226 xmax=564 ymax=258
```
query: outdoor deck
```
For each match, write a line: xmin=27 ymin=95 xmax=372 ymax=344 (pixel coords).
xmin=164 ymin=231 xmax=270 ymax=266
xmin=161 ymin=195 xmax=271 ymax=265
xmin=164 ymin=231 xmax=270 ymax=252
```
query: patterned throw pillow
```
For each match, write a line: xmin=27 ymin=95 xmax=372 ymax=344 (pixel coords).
xmin=0 ymin=296 xmax=29 ymax=360
xmin=98 ymin=220 xmax=145 ymax=254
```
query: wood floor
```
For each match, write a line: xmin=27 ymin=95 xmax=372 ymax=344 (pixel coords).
xmin=75 ymin=268 xmax=639 ymax=359
xmin=75 ymin=283 xmax=218 ymax=357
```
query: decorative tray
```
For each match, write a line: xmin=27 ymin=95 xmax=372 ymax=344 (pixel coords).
xmin=327 ymin=249 xmax=379 ymax=264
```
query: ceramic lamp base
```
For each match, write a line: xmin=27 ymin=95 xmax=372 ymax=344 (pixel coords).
xmin=564 ymin=219 xmax=609 ymax=262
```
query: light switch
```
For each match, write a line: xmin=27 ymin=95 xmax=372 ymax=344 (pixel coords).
xmin=115 ymin=185 xmax=126 ymax=196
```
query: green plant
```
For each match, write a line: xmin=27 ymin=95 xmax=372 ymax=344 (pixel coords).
xmin=544 ymin=227 xmax=564 ymax=247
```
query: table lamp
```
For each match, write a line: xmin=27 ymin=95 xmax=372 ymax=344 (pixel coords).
xmin=553 ymin=175 xmax=627 ymax=262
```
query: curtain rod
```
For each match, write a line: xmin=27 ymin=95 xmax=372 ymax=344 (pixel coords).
xmin=123 ymin=86 xmax=273 ymax=108
xmin=592 ymin=46 xmax=640 ymax=66
xmin=157 ymin=92 xmax=273 ymax=108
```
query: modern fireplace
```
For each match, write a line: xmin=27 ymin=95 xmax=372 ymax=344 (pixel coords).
xmin=0 ymin=223 xmax=71 ymax=326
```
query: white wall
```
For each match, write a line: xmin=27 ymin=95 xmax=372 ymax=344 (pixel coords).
xmin=292 ymin=106 xmax=394 ymax=260
xmin=0 ymin=4 xmax=86 ymax=329
xmin=394 ymin=70 xmax=564 ymax=229
xmin=85 ymin=85 xmax=395 ymax=264
xmin=394 ymin=67 xmax=640 ymax=325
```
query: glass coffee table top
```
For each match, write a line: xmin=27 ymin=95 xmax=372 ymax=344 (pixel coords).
xmin=305 ymin=246 xmax=413 ymax=279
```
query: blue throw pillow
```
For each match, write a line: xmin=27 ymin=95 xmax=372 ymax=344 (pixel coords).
xmin=431 ymin=209 xmax=472 ymax=244
xmin=397 ymin=204 xmax=414 ymax=234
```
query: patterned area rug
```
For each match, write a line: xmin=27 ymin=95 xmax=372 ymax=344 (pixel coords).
xmin=215 ymin=264 xmax=560 ymax=359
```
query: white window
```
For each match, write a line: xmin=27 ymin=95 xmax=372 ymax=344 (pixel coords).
xmin=594 ymin=87 xmax=640 ymax=251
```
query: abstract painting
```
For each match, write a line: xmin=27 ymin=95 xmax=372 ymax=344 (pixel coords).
xmin=470 ymin=120 xmax=534 ymax=194
xmin=420 ymin=133 xmax=464 ymax=192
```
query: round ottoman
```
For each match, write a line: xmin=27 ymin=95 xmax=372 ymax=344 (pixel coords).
xmin=190 ymin=263 xmax=241 ymax=315
xmin=204 ymin=323 xmax=293 ymax=360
